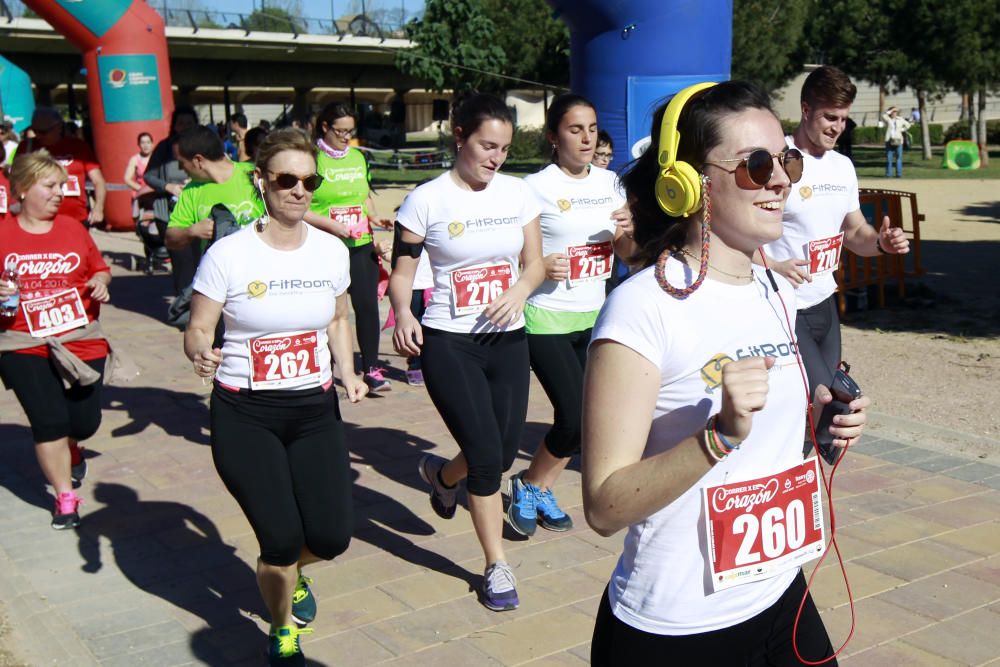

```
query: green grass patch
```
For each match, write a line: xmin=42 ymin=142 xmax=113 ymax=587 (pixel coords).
xmin=851 ymin=146 xmax=1000 ymax=179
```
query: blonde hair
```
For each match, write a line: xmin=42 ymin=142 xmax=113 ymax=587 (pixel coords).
xmin=9 ymin=149 xmax=67 ymax=198
xmin=254 ymin=127 xmax=317 ymax=174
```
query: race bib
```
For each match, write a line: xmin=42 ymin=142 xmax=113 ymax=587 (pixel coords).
xmin=247 ymin=330 xmax=322 ymax=390
xmin=0 ymin=185 xmax=7 ymax=214
xmin=63 ymin=175 xmax=82 ymax=197
xmin=22 ymin=288 xmax=89 ymax=337
xmin=330 ymin=205 xmax=367 ymax=239
xmin=567 ymin=241 xmax=613 ymax=286
xmin=450 ymin=262 xmax=514 ymax=316
xmin=807 ymin=233 xmax=844 ymax=276
xmin=703 ymin=457 xmax=825 ymax=592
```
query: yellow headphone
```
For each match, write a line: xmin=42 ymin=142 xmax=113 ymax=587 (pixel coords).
xmin=654 ymin=82 xmax=717 ymax=218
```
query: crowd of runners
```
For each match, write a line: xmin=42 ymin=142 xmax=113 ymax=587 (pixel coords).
xmin=0 ymin=65 xmax=913 ymax=666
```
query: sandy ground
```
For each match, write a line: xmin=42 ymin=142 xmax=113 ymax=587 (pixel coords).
xmin=373 ymin=176 xmax=1000 ymax=461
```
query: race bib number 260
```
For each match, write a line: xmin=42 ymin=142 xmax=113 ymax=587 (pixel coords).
xmin=703 ymin=457 xmax=826 ymax=592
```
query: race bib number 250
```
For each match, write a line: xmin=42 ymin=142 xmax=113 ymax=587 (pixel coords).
xmin=703 ymin=457 xmax=826 ymax=592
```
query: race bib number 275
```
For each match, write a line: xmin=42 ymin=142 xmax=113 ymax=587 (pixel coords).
xmin=703 ymin=457 xmax=826 ymax=592
xmin=567 ymin=241 xmax=613 ymax=286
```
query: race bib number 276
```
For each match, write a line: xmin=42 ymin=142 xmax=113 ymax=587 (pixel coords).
xmin=703 ymin=457 xmax=826 ymax=592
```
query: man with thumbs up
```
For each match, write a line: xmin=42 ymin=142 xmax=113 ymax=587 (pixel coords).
xmin=758 ymin=66 xmax=909 ymax=455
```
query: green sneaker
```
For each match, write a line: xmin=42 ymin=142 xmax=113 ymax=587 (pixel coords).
xmin=268 ymin=625 xmax=312 ymax=666
xmin=291 ymin=574 xmax=316 ymax=626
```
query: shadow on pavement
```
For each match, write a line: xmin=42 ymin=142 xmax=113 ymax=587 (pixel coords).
xmin=103 ymin=385 xmax=210 ymax=445
xmin=0 ymin=424 xmax=53 ymax=513
xmin=102 ymin=270 xmax=174 ymax=323
xmin=75 ymin=482 xmax=266 ymax=664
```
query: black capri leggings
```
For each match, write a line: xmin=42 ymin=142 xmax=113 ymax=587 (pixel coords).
xmin=527 ymin=328 xmax=591 ymax=458
xmin=0 ymin=353 xmax=105 ymax=443
xmin=796 ymin=295 xmax=841 ymax=401
xmin=591 ymin=571 xmax=836 ymax=666
xmin=210 ymin=385 xmax=353 ymax=567
xmin=420 ymin=327 xmax=529 ymax=496
xmin=348 ymin=243 xmax=382 ymax=372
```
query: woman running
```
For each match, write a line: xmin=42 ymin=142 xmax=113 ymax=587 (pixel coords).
xmin=506 ymin=95 xmax=632 ymax=537
xmin=303 ymin=103 xmax=388 ymax=394
xmin=583 ymin=81 xmax=870 ymax=665
xmin=185 ymin=128 xmax=366 ymax=666
xmin=389 ymin=94 xmax=544 ymax=611
xmin=0 ymin=150 xmax=111 ymax=529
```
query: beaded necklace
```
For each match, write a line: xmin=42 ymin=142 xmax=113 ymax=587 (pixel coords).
xmin=654 ymin=175 xmax=711 ymax=299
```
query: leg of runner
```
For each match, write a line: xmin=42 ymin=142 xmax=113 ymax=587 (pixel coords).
xmin=405 ymin=289 xmax=427 ymax=386
xmin=348 ymin=244 xmax=388 ymax=393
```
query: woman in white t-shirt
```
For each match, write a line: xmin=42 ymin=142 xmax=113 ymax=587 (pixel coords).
xmin=583 ymin=81 xmax=871 ymax=665
xmin=389 ymin=94 xmax=544 ymax=612
xmin=184 ymin=128 xmax=366 ymax=666
xmin=506 ymin=94 xmax=633 ymax=538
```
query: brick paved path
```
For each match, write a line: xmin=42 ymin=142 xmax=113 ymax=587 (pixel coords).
xmin=0 ymin=230 xmax=997 ymax=665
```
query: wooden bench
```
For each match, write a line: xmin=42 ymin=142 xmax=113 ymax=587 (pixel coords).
xmin=835 ymin=189 xmax=925 ymax=317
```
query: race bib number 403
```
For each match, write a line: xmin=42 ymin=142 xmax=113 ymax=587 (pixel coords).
xmin=567 ymin=241 xmax=613 ymax=286
xmin=450 ymin=262 xmax=514 ymax=316
xmin=807 ymin=233 xmax=844 ymax=276
xmin=330 ymin=205 xmax=367 ymax=239
xmin=22 ymin=288 xmax=89 ymax=337
xmin=703 ymin=457 xmax=825 ymax=592
xmin=247 ymin=330 xmax=322 ymax=390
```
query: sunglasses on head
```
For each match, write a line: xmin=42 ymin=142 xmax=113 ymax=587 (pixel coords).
xmin=267 ymin=171 xmax=324 ymax=192
xmin=704 ymin=147 xmax=804 ymax=187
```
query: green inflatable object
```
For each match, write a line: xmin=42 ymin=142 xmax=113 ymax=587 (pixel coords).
xmin=942 ymin=140 xmax=980 ymax=170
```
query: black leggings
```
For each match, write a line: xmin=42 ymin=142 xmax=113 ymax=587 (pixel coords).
xmin=527 ymin=328 xmax=591 ymax=458
xmin=210 ymin=385 xmax=353 ymax=566
xmin=592 ymin=571 xmax=836 ymax=666
xmin=348 ymin=243 xmax=382 ymax=372
xmin=420 ymin=327 xmax=529 ymax=496
xmin=796 ymin=295 xmax=841 ymax=401
xmin=0 ymin=353 xmax=105 ymax=443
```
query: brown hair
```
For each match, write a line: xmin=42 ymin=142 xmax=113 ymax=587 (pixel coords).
xmin=800 ymin=66 xmax=857 ymax=108
xmin=9 ymin=149 xmax=67 ymax=198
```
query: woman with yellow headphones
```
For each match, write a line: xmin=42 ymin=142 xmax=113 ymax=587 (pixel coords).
xmin=582 ymin=81 xmax=871 ymax=664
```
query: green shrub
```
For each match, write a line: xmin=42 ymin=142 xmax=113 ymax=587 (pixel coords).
xmin=944 ymin=119 xmax=1000 ymax=144
xmin=509 ymin=126 xmax=548 ymax=161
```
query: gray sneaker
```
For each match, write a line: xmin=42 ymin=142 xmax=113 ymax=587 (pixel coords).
xmin=418 ymin=454 xmax=458 ymax=519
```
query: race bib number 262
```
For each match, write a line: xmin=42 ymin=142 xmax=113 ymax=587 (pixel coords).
xmin=703 ymin=457 xmax=826 ymax=592
xmin=247 ymin=331 xmax=322 ymax=390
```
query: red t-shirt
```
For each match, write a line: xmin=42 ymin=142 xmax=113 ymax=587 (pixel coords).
xmin=0 ymin=215 xmax=110 ymax=360
xmin=17 ymin=137 xmax=99 ymax=224
xmin=0 ymin=171 xmax=10 ymax=216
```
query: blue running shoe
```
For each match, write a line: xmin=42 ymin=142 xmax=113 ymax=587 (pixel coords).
xmin=291 ymin=574 xmax=316 ymax=626
xmin=268 ymin=625 xmax=312 ymax=666
xmin=481 ymin=561 xmax=519 ymax=611
xmin=506 ymin=471 xmax=537 ymax=536
xmin=535 ymin=485 xmax=574 ymax=532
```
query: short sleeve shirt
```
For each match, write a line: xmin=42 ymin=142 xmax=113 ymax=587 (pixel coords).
xmin=168 ymin=161 xmax=263 ymax=233
xmin=396 ymin=172 xmax=541 ymax=334
xmin=310 ymin=148 xmax=372 ymax=248
xmin=18 ymin=137 xmax=99 ymax=224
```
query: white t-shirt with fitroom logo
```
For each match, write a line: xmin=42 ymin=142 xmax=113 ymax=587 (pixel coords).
xmin=592 ymin=260 xmax=807 ymax=636
xmin=193 ymin=223 xmax=350 ymax=389
xmin=524 ymin=164 xmax=625 ymax=313
xmin=764 ymin=136 xmax=860 ymax=310
xmin=397 ymin=171 xmax=542 ymax=334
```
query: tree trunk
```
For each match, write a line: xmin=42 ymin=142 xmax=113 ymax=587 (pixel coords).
xmin=968 ymin=91 xmax=978 ymax=144
xmin=918 ymin=89 xmax=931 ymax=160
xmin=978 ymin=87 xmax=989 ymax=168
xmin=960 ymin=93 xmax=969 ymax=122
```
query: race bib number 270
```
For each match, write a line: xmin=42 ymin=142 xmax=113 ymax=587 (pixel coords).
xmin=807 ymin=233 xmax=844 ymax=276
xmin=703 ymin=457 xmax=826 ymax=592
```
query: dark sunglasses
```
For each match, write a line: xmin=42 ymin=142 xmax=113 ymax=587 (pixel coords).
xmin=268 ymin=171 xmax=324 ymax=192
xmin=704 ymin=147 xmax=804 ymax=187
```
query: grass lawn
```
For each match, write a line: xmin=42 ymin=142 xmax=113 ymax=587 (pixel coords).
xmin=851 ymin=145 xmax=1000 ymax=179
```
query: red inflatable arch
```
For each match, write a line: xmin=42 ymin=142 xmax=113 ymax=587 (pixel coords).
xmin=24 ymin=0 xmax=173 ymax=230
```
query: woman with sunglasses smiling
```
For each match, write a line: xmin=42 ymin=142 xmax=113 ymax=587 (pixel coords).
xmin=583 ymin=81 xmax=869 ymax=665
xmin=185 ymin=128 xmax=367 ymax=666
xmin=304 ymin=102 xmax=389 ymax=394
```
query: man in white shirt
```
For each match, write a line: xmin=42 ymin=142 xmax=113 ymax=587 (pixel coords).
xmin=762 ymin=66 xmax=909 ymax=454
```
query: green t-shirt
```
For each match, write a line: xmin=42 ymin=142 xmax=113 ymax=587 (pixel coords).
xmin=310 ymin=148 xmax=372 ymax=248
xmin=168 ymin=161 xmax=263 ymax=232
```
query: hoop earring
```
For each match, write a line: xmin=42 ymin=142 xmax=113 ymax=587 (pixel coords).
xmin=654 ymin=174 xmax=711 ymax=300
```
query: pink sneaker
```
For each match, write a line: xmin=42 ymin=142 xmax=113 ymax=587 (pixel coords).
xmin=52 ymin=491 xmax=81 ymax=530
xmin=364 ymin=367 xmax=391 ymax=393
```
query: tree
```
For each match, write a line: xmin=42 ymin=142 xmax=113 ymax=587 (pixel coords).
xmin=244 ymin=6 xmax=306 ymax=33
xmin=730 ymin=0 xmax=811 ymax=96
xmin=480 ymin=0 xmax=569 ymax=88
xmin=396 ymin=0 xmax=507 ymax=94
